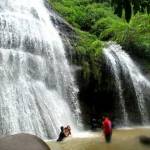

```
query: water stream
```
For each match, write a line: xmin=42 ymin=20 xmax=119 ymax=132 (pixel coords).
xmin=103 ymin=43 xmax=150 ymax=125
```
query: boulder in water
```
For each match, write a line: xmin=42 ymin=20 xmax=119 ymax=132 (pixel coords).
xmin=0 ymin=133 xmax=51 ymax=150
xmin=139 ymin=135 xmax=150 ymax=145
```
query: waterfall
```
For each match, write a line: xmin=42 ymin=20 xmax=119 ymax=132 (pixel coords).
xmin=103 ymin=43 xmax=150 ymax=126
xmin=0 ymin=0 xmax=81 ymax=139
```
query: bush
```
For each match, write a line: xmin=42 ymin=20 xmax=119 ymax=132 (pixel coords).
xmin=99 ymin=13 xmax=150 ymax=59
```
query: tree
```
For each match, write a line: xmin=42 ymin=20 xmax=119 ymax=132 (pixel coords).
xmin=111 ymin=0 xmax=150 ymax=22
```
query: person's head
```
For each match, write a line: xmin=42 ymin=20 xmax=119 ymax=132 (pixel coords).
xmin=102 ymin=116 xmax=109 ymax=121
xmin=60 ymin=126 xmax=64 ymax=131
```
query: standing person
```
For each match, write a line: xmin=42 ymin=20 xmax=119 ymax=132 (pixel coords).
xmin=102 ymin=117 xmax=112 ymax=143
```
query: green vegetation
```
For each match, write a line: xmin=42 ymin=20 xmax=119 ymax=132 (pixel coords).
xmin=73 ymin=29 xmax=103 ymax=84
xmin=49 ymin=0 xmax=114 ymax=83
xmin=49 ymin=0 xmax=106 ymax=85
xmin=49 ymin=0 xmax=150 ymax=60
xmin=48 ymin=0 xmax=150 ymax=91
xmin=99 ymin=14 xmax=150 ymax=59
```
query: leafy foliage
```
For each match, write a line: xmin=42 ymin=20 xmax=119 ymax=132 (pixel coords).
xmin=49 ymin=0 xmax=105 ymax=82
xmin=49 ymin=0 xmax=150 ymax=82
xmin=73 ymin=29 xmax=103 ymax=83
xmin=99 ymin=14 xmax=150 ymax=58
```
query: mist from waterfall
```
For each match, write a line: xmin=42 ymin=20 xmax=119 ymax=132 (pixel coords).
xmin=0 ymin=0 xmax=81 ymax=139
xmin=103 ymin=43 xmax=150 ymax=126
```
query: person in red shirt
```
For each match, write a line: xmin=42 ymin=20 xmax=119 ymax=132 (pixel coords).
xmin=102 ymin=117 xmax=112 ymax=143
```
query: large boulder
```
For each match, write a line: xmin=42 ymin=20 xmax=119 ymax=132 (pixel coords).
xmin=139 ymin=135 xmax=150 ymax=145
xmin=0 ymin=133 xmax=51 ymax=150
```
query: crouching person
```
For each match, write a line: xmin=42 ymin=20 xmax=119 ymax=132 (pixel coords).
xmin=57 ymin=125 xmax=71 ymax=142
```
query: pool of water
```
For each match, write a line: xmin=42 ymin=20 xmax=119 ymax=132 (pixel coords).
xmin=47 ymin=127 xmax=150 ymax=150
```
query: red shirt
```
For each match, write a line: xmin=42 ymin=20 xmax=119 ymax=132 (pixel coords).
xmin=102 ymin=118 xmax=112 ymax=135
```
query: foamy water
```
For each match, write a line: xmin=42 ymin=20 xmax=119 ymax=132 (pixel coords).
xmin=73 ymin=131 xmax=101 ymax=138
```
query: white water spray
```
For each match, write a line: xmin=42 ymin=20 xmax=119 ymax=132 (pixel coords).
xmin=0 ymin=0 xmax=81 ymax=138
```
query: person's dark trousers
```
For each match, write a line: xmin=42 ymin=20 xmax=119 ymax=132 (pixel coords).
xmin=105 ymin=133 xmax=112 ymax=143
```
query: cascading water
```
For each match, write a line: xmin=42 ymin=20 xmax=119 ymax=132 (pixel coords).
xmin=103 ymin=43 xmax=150 ymax=126
xmin=0 ymin=0 xmax=81 ymax=138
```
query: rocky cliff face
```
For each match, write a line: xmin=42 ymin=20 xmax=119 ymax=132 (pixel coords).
xmin=45 ymin=1 xmax=76 ymax=62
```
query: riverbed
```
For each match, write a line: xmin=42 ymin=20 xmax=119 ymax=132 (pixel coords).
xmin=47 ymin=128 xmax=150 ymax=150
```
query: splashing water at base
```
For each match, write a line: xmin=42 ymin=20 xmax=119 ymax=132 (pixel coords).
xmin=73 ymin=131 xmax=101 ymax=139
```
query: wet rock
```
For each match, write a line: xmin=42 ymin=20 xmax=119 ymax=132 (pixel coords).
xmin=139 ymin=135 xmax=150 ymax=145
xmin=0 ymin=133 xmax=51 ymax=150
xmin=45 ymin=4 xmax=76 ymax=62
